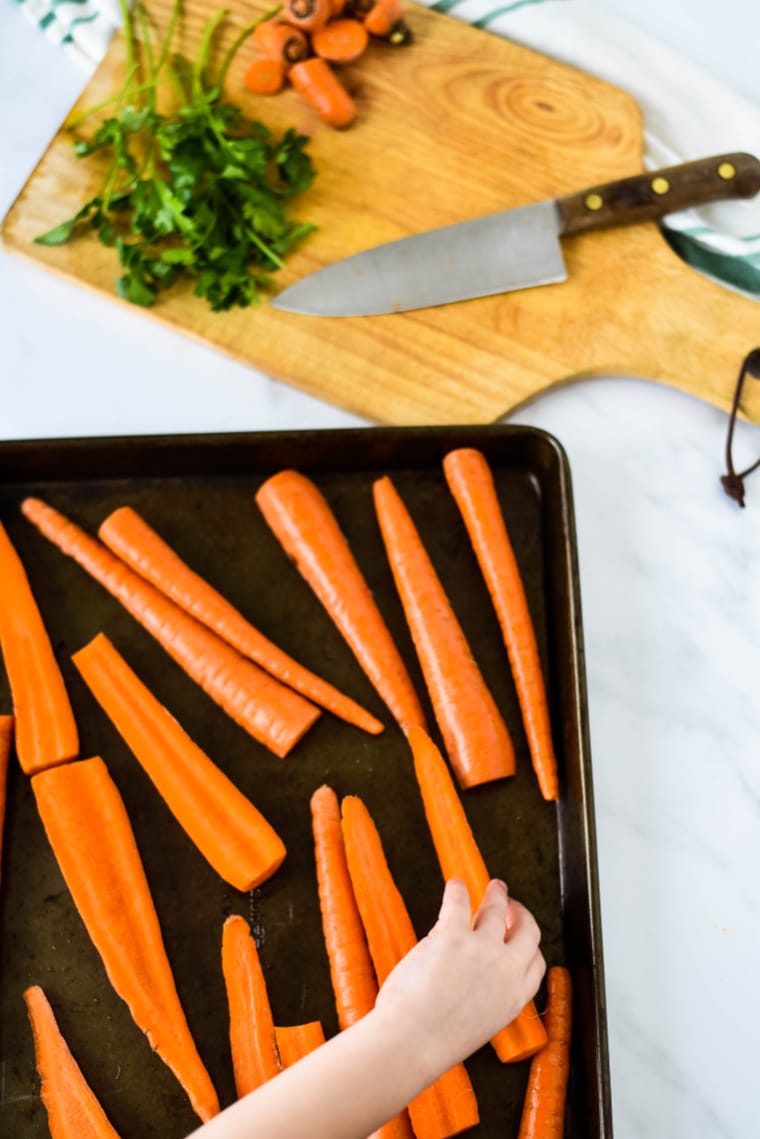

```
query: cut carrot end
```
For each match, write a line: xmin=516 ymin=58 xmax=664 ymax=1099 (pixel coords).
xmin=289 ymin=58 xmax=357 ymax=128
xmin=245 ymin=57 xmax=287 ymax=95
xmin=222 ymin=914 xmax=281 ymax=1098
xmin=275 ymin=1021 xmax=326 ymax=1067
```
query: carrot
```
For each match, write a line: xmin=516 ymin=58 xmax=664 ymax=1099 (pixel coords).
xmin=373 ymin=476 xmax=515 ymax=789
xmin=245 ymin=57 xmax=286 ymax=95
xmin=20 ymin=497 xmax=320 ymax=758
xmin=98 ymin=505 xmax=382 ymax=735
xmin=32 ymin=756 xmax=219 ymax=1122
xmin=0 ymin=520 xmax=79 ymax=775
xmin=289 ymin=58 xmax=357 ymax=128
xmin=363 ymin=0 xmax=402 ymax=36
xmin=275 ymin=1021 xmax=326 ymax=1066
xmin=255 ymin=471 xmax=426 ymax=734
xmin=0 ymin=715 xmax=12 ymax=883
xmin=252 ymin=19 xmax=310 ymax=63
xmin=24 ymin=985 xmax=122 ymax=1139
xmin=329 ymin=0 xmax=347 ymax=15
xmin=72 ymin=632 xmax=286 ymax=892
xmin=443 ymin=449 xmax=559 ymax=801
xmin=407 ymin=726 xmax=547 ymax=1063
xmin=517 ymin=967 xmax=573 ymax=1139
xmin=283 ymin=0 xmax=332 ymax=31
xmin=311 ymin=784 xmax=378 ymax=1029
xmin=312 ymin=18 xmax=369 ymax=61
xmin=341 ymin=794 xmax=479 ymax=1139
xmin=222 ymin=914 xmax=281 ymax=1098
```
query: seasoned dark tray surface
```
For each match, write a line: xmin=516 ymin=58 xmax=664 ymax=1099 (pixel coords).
xmin=0 ymin=426 xmax=609 ymax=1139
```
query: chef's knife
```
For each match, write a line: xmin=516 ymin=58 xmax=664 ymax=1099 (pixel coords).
xmin=271 ymin=152 xmax=760 ymax=316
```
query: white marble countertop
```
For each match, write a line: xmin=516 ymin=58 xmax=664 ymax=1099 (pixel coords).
xmin=2 ymin=2 xmax=760 ymax=1137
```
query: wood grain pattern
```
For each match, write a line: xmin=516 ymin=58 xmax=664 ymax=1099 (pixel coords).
xmin=2 ymin=0 xmax=760 ymax=425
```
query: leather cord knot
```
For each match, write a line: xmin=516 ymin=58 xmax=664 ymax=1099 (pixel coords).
xmin=722 ymin=348 xmax=760 ymax=508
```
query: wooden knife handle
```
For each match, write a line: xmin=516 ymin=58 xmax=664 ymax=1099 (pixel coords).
xmin=557 ymin=152 xmax=760 ymax=236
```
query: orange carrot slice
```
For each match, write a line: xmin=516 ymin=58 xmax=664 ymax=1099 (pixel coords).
xmin=222 ymin=914 xmax=281 ymax=1098
xmin=245 ymin=57 xmax=287 ymax=94
xmin=363 ymin=0 xmax=401 ymax=35
xmin=72 ymin=632 xmax=286 ymax=891
xmin=32 ymin=756 xmax=219 ymax=1122
xmin=98 ymin=505 xmax=382 ymax=735
xmin=373 ymin=476 xmax=515 ymax=789
xmin=288 ymin=58 xmax=357 ymax=129
xmin=408 ymin=726 xmax=547 ymax=1062
xmin=0 ymin=715 xmax=12 ymax=884
xmin=255 ymin=471 xmax=426 ymax=735
xmin=283 ymin=0 xmax=332 ymax=31
xmin=517 ymin=967 xmax=573 ymax=1139
xmin=443 ymin=449 xmax=559 ymax=800
xmin=275 ymin=1021 xmax=326 ymax=1066
xmin=21 ymin=497 xmax=320 ymax=758
xmin=341 ymin=794 xmax=479 ymax=1139
xmin=253 ymin=19 xmax=310 ymax=62
xmin=0 ymin=520 xmax=78 ymax=775
xmin=311 ymin=784 xmax=378 ymax=1029
xmin=24 ymin=985 xmax=122 ymax=1139
xmin=312 ymin=17 xmax=369 ymax=62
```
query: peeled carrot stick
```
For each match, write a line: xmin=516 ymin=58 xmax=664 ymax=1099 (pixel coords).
xmin=253 ymin=19 xmax=310 ymax=62
xmin=363 ymin=0 xmax=401 ymax=35
xmin=73 ymin=633 xmax=286 ymax=892
xmin=341 ymin=795 xmax=479 ymax=1139
xmin=222 ymin=914 xmax=281 ymax=1098
xmin=289 ymin=58 xmax=357 ymax=129
xmin=0 ymin=716 xmax=12 ymax=883
xmin=21 ymin=497 xmax=320 ymax=758
xmin=24 ymin=985 xmax=122 ymax=1139
xmin=312 ymin=17 xmax=369 ymax=61
xmin=443 ymin=449 xmax=559 ymax=800
xmin=255 ymin=471 xmax=426 ymax=735
xmin=98 ymin=505 xmax=382 ymax=735
xmin=32 ymin=757 xmax=219 ymax=1122
xmin=245 ymin=57 xmax=286 ymax=94
xmin=311 ymin=784 xmax=378 ymax=1029
xmin=373 ymin=476 xmax=515 ymax=789
xmin=517 ymin=967 xmax=573 ymax=1139
xmin=408 ymin=726 xmax=547 ymax=1063
xmin=275 ymin=1021 xmax=326 ymax=1067
xmin=283 ymin=0 xmax=332 ymax=31
xmin=0 ymin=520 xmax=78 ymax=775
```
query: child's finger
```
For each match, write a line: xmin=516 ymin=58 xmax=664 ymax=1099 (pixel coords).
xmin=434 ymin=878 xmax=472 ymax=931
xmin=471 ymin=878 xmax=509 ymax=937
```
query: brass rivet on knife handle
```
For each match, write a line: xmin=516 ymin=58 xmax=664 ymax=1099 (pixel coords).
xmin=557 ymin=151 xmax=760 ymax=237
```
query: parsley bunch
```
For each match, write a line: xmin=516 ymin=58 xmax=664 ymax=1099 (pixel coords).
xmin=36 ymin=1 xmax=317 ymax=311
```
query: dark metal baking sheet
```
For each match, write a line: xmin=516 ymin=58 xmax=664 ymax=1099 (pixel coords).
xmin=0 ymin=425 xmax=611 ymax=1139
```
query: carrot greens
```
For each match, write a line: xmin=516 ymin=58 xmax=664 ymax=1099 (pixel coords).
xmin=36 ymin=0 xmax=316 ymax=311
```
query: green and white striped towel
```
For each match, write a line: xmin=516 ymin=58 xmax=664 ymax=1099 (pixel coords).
xmin=15 ymin=0 xmax=760 ymax=295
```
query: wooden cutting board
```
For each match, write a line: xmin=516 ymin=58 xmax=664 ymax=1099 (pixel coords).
xmin=3 ymin=0 xmax=760 ymax=425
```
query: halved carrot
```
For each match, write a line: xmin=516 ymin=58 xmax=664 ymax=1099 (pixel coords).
xmin=312 ymin=17 xmax=369 ymax=62
xmin=363 ymin=0 xmax=402 ymax=36
xmin=341 ymin=794 xmax=479 ymax=1139
xmin=443 ymin=449 xmax=559 ymax=800
xmin=245 ymin=57 xmax=287 ymax=95
xmin=283 ymin=0 xmax=332 ymax=31
xmin=408 ymin=726 xmax=547 ymax=1063
xmin=0 ymin=520 xmax=79 ymax=775
xmin=0 ymin=715 xmax=12 ymax=884
xmin=222 ymin=914 xmax=281 ymax=1099
xmin=253 ymin=19 xmax=310 ymax=62
xmin=255 ymin=471 xmax=426 ymax=734
xmin=275 ymin=1021 xmax=326 ymax=1066
xmin=20 ymin=497 xmax=320 ymax=758
xmin=311 ymin=784 xmax=378 ymax=1029
xmin=517 ymin=967 xmax=573 ymax=1139
xmin=72 ymin=632 xmax=286 ymax=892
xmin=289 ymin=58 xmax=357 ymax=128
xmin=32 ymin=756 xmax=219 ymax=1122
xmin=24 ymin=985 xmax=122 ymax=1139
xmin=373 ymin=476 xmax=515 ymax=789
xmin=98 ymin=505 xmax=382 ymax=735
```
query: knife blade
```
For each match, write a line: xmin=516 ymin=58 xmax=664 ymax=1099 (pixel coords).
xmin=270 ymin=152 xmax=760 ymax=317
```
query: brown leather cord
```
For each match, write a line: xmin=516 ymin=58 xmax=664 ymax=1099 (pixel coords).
xmin=721 ymin=349 xmax=760 ymax=507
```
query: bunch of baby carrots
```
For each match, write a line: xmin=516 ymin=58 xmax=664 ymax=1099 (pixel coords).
xmin=0 ymin=447 xmax=571 ymax=1139
xmin=244 ymin=0 xmax=412 ymax=127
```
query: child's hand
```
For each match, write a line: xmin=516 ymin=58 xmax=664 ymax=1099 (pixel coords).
xmin=373 ymin=878 xmax=545 ymax=1079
